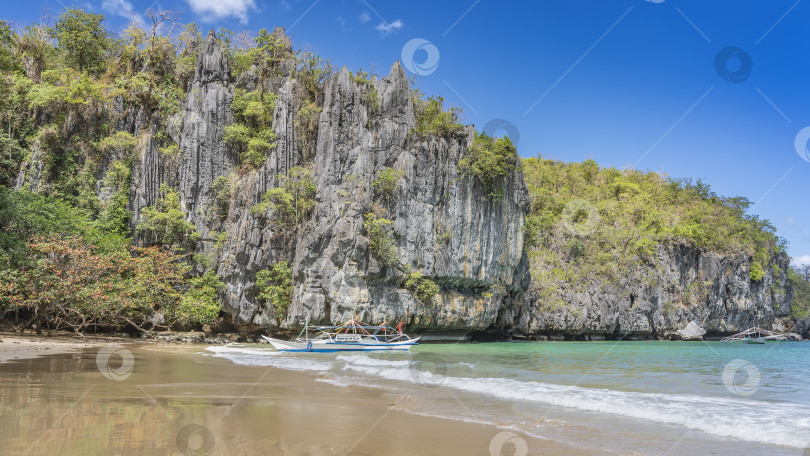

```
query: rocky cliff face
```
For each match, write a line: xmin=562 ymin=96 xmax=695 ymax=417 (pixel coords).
xmin=14 ymin=29 xmax=794 ymax=338
xmin=163 ymin=31 xmax=528 ymax=331
xmin=515 ymin=245 xmax=792 ymax=339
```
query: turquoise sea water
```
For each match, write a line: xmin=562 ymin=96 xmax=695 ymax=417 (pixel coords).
xmin=208 ymin=340 xmax=810 ymax=455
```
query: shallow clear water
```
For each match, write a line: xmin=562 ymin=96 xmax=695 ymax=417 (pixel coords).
xmin=5 ymin=344 xmax=563 ymax=456
xmin=208 ymin=340 xmax=810 ymax=455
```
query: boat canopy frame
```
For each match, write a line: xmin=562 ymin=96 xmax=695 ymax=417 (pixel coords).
xmin=294 ymin=319 xmax=414 ymax=344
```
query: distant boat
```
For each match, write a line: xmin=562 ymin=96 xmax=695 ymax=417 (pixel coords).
xmin=743 ymin=337 xmax=766 ymax=344
xmin=721 ymin=326 xmax=792 ymax=343
xmin=262 ymin=319 xmax=419 ymax=352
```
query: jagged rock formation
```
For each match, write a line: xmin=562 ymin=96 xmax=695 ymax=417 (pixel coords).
xmin=178 ymin=30 xmax=237 ymax=229
xmin=516 ymin=244 xmax=792 ymax=339
xmin=12 ymin=29 xmax=795 ymax=338
xmin=795 ymin=319 xmax=810 ymax=339
xmin=169 ymin=31 xmax=528 ymax=330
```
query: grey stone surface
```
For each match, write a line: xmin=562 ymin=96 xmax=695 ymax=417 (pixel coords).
xmin=135 ymin=32 xmax=529 ymax=331
xmin=130 ymin=32 xmax=797 ymax=336
xmin=677 ymin=321 xmax=707 ymax=341
xmin=16 ymin=29 xmax=795 ymax=337
xmin=520 ymin=244 xmax=792 ymax=338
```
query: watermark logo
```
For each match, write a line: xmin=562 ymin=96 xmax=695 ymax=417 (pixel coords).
xmin=409 ymin=358 xmax=448 ymax=387
xmin=489 ymin=431 xmax=528 ymax=456
xmin=645 ymin=0 xmax=666 ymax=3
xmin=95 ymin=344 xmax=134 ymax=381
xmin=401 ymin=38 xmax=440 ymax=76
xmin=483 ymin=119 xmax=520 ymax=147
xmin=561 ymin=199 xmax=600 ymax=236
xmin=714 ymin=46 xmax=752 ymax=83
xmin=794 ymin=127 xmax=810 ymax=162
xmin=722 ymin=359 xmax=760 ymax=397
xmin=177 ymin=424 xmax=215 ymax=456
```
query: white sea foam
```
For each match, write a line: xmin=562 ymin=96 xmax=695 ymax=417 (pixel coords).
xmin=336 ymin=359 xmax=810 ymax=448
xmin=433 ymin=375 xmax=810 ymax=448
xmin=205 ymin=347 xmax=810 ymax=448
xmin=335 ymin=354 xmax=412 ymax=367
xmin=205 ymin=345 xmax=279 ymax=356
xmin=203 ymin=345 xmax=334 ymax=371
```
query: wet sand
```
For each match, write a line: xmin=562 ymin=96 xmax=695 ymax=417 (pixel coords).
xmin=0 ymin=342 xmax=597 ymax=456
xmin=0 ymin=332 xmax=112 ymax=362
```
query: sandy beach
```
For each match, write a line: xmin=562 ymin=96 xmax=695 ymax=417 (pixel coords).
xmin=0 ymin=330 xmax=242 ymax=363
xmin=0 ymin=332 xmax=116 ymax=363
xmin=0 ymin=336 xmax=598 ymax=456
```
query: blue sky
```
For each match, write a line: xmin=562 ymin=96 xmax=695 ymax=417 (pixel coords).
xmin=5 ymin=0 xmax=810 ymax=265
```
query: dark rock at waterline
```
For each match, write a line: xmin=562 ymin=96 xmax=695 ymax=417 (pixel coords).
xmin=795 ymin=319 xmax=810 ymax=339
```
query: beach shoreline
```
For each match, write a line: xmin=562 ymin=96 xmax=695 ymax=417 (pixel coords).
xmin=0 ymin=331 xmax=230 ymax=363
xmin=0 ymin=340 xmax=600 ymax=455
xmin=2 ymin=335 xmax=808 ymax=454
xmin=0 ymin=332 xmax=124 ymax=363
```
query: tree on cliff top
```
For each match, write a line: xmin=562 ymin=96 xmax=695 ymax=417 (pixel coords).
xmin=459 ymin=133 xmax=518 ymax=200
xmin=0 ymin=21 xmax=17 ymax=73
xmin=50 ymin=8 xmax=110 ymax=74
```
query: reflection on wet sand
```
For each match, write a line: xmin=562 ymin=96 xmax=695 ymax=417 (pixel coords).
xmin=0 ymin=346 xmax=589 ymax=456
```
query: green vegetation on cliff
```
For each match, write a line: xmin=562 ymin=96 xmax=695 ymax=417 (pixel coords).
xmin=252 ymin=166 xmax=317 ymax=229
xmin=224 ymin=88 xmax=277 ymax=168
xmin=459 ymin=133 xmax=518 ymax=199
xmin=255 ymin=261 xmax=293 ymax=322
xmin=0 ymin=187 xmax=220 ymax=332
xmin=790 ymin=265 xmax=810 ymax=320
xmin=411 ymin=94 xmax=463 ymax=139
xmin=0 ymin=9 xmax=219 ymax=332
xmin=0 ymin=6 xmax=799 ymax=334
xmin=522 ymin=157 xmax=787 ymax=307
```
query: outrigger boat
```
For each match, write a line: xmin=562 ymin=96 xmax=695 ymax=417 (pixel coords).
xmin=721 ymin=326 xmax=793 ymax=343
xmin=261 ymin=319 xmax=419 ymax=352
xmin=744 ymin=337 xmax=766 ymax=344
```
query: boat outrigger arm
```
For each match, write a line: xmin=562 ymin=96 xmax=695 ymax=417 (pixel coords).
xmin=262 ymin=319 xmax=420 ymax=352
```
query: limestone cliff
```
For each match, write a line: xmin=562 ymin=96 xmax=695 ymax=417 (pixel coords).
xmin=12 ymin=29 xmax=794 ymax=338
xmin=513 ymin=245 xmax=792 ymax=340
xmin=169 ymin=31 xmax=527 ymax=331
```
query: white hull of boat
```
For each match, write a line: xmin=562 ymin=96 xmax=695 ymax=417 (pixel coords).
xmin=744 ymin=337 xmax=766 ymax=344
xmin=261 ymin=335 xmax=419 ymax=352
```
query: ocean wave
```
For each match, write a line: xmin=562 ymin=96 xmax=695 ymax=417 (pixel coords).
xmin=204 ymin=345 xmax=279 ymax=356
xmin=203 ymin=345 xmax=334 ymax=371
xmin=335 ymin=360 xmax=810 ymax=448
xmin=204 ymin=347 xmax=810 ymax=448
xmin=335 ymin=354 xmax=412 ymax=367
xmin=436 ymin=374 xmax=810 ymax=448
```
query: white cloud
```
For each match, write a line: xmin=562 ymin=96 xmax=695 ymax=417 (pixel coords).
xmin=102 ymin=0 xmax=136 ymax=20
xmin=359 ymin=12 xmax=370 ymax=23
xmin=375 ymin=19 xmax=403 ymax=36
xmin=280 ymin=0 xmax=292 ymax=12
xmin=793 ymin=255 xmax=810 ymax=266
xmin=185 ymin=0 xmax=258 ymax=24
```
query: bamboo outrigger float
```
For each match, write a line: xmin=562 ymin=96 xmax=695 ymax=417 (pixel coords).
xmin=721 ymin=326 xmax=794 ymax=343
xmin=262 ymin=319 xmax=419 ymax=352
